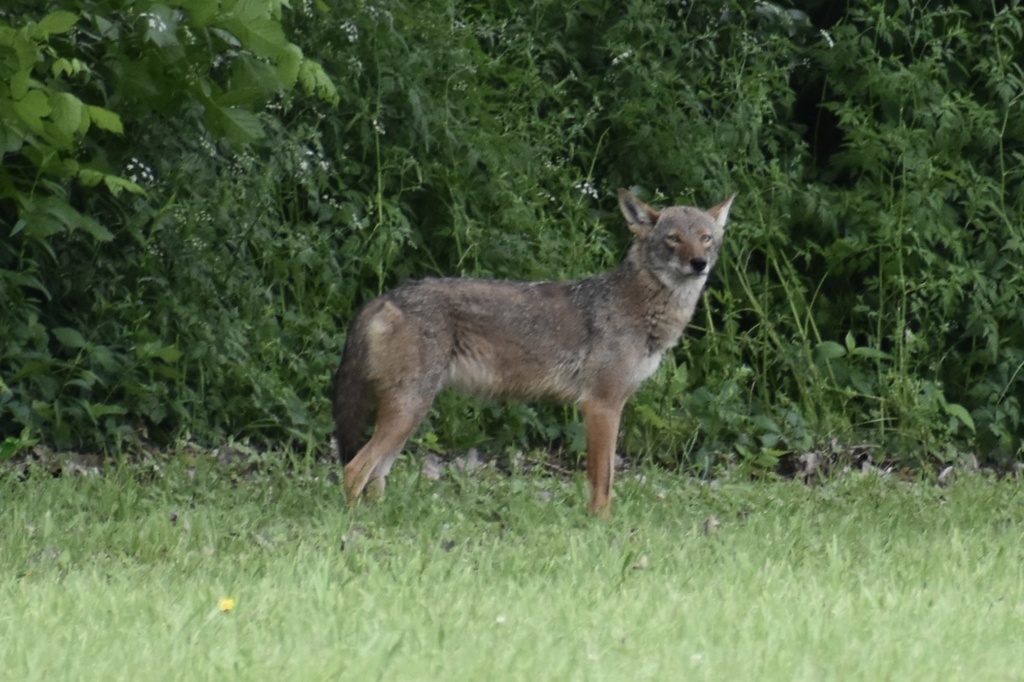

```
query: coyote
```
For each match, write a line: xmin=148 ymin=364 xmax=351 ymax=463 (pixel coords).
xmin=333 ymin=188 xmax=735 ymax=516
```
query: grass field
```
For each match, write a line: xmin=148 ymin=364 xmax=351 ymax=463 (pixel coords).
xmin=2 ymin=454 xmax=1022 ymax=681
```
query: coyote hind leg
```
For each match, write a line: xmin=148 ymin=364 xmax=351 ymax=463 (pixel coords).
xmin=343 ymin=396 xmax=432 ymax=506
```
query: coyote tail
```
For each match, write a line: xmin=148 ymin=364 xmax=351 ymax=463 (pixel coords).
xmin=332 ymin=326 xmax=374 ymax=464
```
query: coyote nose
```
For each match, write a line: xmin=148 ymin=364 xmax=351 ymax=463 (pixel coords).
xmin=689 ymin=258 xmax=707 ymax=272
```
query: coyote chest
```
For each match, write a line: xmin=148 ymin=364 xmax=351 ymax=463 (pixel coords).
xmin=628 ymin=351 xmax=664 ymax=387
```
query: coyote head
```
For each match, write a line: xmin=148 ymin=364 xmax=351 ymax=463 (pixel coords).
xmin=618 ymin=189 xmax=736 ymax=288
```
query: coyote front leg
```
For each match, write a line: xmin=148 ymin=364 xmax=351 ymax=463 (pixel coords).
xmin=582 ymin=398 xmax=625 ymax=518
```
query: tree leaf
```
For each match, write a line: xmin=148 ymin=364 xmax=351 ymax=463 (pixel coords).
xmin=51 ymin=57 xmax=76 ymax=78
xmin=206 ymin=104 xmax=265 ymax=144
xmin=102 ymin=174 xmax=145 ymax=197
xmin=814 ymin=341 xmax=847 ymax=361
xmin=49 ymin=92 xmax=86 ymax=146
xmin=5 ymin=29 xmax=39 ymax=69
xmin=77 ymin=168 xmax=105 ymax=187
xmin=276 ymin=43 xmax=303 ymax=89
xmin=177 ymin=0 xmax=219 ymax=28
xmin=0 ymin=437 xmax=23 ymax=462
xmin=86 ymin=105 xmax=124 ymax=134
xmin=78 ymin=219 xmax=115 ymax=242
xmin=234 ymin=17 xmax=289 ymax=60
xmin=10 ymin=69 xmax=31 ymax=99
xmin=53 ymin=326 xmax=88 ymax=349
xmin=297 ymin=60 xmax=338 ymax=105
xmin=944 ymin=403 xmax=976 ymax=433
xmin=219 ymin=54 xmax=282 ymax=106
xmin=848 ymin=346 xmax=891 ymax=360
xmin=12 ymin=90 xmax=51 ymax=133
xmin=84 ymin=402 xmax=128 ymax=419
xmin=28 ymin=195 xmax=114 ymax=242
xmin=34 ymin=11 xmax=80 ymax=38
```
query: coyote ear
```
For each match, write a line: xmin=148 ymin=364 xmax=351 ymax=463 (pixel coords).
xmin=618 ymin=188 xmax=659 ymax=237
xmin=706 ymin=192 xmax=737 ymax=230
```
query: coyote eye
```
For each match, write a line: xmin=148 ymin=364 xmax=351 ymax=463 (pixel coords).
xmin=700 ymin=234 xmax=713 ymax=245
xmin=665 ymin=234 xmax=682 ymax=248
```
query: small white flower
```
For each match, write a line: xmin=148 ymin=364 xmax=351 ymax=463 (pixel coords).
xmin=820 ymin=29 xmax=835 ymax=48
xmin=125 ymin=157 xmax=155 ymax=185
xmin=574 ymin=180 xmax=599 ymax=200
xmin=139 ymin=12 xmax=168 ymax=33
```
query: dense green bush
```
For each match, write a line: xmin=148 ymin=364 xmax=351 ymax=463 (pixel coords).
xmin=0 ymin=0 xmax=339 ymax=449
xmin=1 ymin=0 xmax=1021 ymax=468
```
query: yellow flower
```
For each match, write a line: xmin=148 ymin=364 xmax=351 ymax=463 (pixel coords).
xmin=218 ymin=597 xmax=236 ymax=613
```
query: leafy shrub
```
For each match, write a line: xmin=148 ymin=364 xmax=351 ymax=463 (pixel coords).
xmin=1 ymin=0 xmax=337 ymax=449
xmin=1 ymin=0 xmax=1021 ymax=470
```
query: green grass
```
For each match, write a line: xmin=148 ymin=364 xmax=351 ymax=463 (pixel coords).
xmin=1 ymin=456 xmax=1022 ymax=681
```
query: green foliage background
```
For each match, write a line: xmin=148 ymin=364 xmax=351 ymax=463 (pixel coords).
xmin=1 ymin=0 xmax=1022 ymax=468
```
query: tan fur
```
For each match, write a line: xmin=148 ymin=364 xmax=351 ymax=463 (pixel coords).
xmin=333 ymin=188 xmax=736 ymax=517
